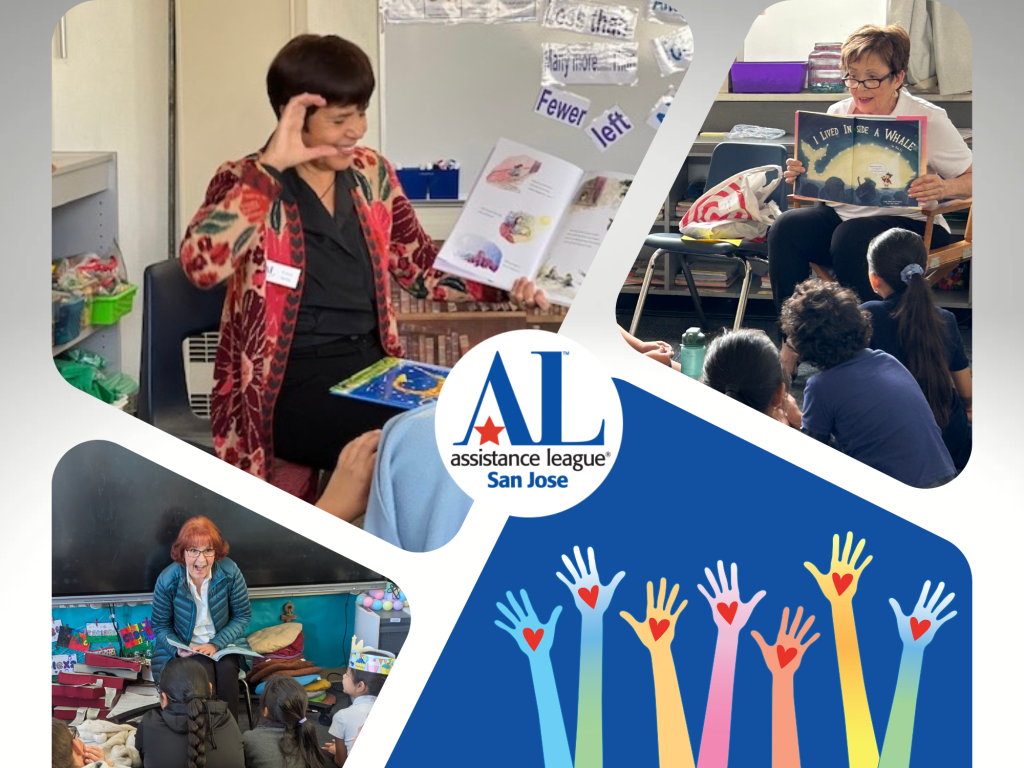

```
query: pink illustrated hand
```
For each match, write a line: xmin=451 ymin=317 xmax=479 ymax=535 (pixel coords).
xmin=620 ymin=577 xmax=688 ymax=653
xmin=751 ymin=606 xmax=820 ymax=678
xmin=889 ymin=580 xmax=956 ymax=649
xmin=697 ymin=560 xmax=766 ymax=635
xmin=556 ymin=545 xmax=626 ymax=617
xmin=805 ymin=532 xmax=873 ymax=606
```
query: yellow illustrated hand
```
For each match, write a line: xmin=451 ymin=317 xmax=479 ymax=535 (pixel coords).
xmin=620 ymin=578 xmax=688 ymax=653
xmin=805 ymin=532 xmax=872 ymax=606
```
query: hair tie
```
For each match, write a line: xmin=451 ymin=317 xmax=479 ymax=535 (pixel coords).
xmin=298 ymin=717 xmax=307 ymax=724
xmin=900 ymin=263 xmax=924 ymax=284
xmin=725 ymin=386 xmax=739 ymax=396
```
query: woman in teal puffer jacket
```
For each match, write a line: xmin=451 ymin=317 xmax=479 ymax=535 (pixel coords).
xmin=151 ymin=516 xmax=253 ymax=721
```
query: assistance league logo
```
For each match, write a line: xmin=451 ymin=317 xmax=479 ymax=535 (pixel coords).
xmin=436 ymin=330 xmax=623 ymax=515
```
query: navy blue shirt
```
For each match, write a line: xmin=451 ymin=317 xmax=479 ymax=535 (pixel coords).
xmin=862 ymin=293 xmax=970 ymax=470
xmin=802 ymin=349 xmax=955 ymax=487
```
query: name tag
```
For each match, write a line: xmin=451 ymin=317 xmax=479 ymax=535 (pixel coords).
xmin=266 ymin=261 xmax=301 ymax=289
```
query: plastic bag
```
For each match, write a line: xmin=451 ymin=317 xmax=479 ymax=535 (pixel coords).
xmin=680 ymin=165 xmax=783 ymax=240
xmin=53 ymin=242 xmax=128 ymax=296
xmin=723 ymin=125 xmax=787 ymax=140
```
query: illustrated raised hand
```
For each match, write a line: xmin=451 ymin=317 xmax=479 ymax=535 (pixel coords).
xmin=697 ymin=560 xmax=766 ymax=634
xmin=556 ymin=545 xmax=626 ymax=617
xmin=805 ymin=532 xmax=873 ymax=605
xmin=258 ymin=93 xmax=340 ymax=171
xmin=889 ymin=581 xmax=956 ymax=649
xmin=752 ymin=606 xmax=820 ymax=677
xmin=621 ymin=578 xmax=687 ymax=651
xmin=495 ymin=589 xmax=563 ymax=657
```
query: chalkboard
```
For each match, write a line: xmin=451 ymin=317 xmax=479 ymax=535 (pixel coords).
xmin=381 ymin=10 xmax=690 ymax=196
xmin=52 ymin=441 xmax=380 ymax=597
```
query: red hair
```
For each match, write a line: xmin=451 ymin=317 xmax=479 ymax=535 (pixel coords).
xmin=170 ymin=516 xmax=230 ymax=564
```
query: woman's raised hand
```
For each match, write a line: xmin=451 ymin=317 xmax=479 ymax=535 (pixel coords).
xmin=783 ymin=158 xmax=805 ymax=185
xmin=258 ymin=93 xmax=340 ymax=171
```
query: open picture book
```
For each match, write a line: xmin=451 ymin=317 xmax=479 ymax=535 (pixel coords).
xmin=794 ymin=111 xmax=926 ymax=208
xmin=330 ymin=357 xmax=449 ymax=409
xmin=432 ymin=137 xmax=633 ymax=306
xmin=166 ymin=639 xmax=263 ymax=662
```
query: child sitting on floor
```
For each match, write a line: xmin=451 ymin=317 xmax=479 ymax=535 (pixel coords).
xmin=862 ymin=228 xmax=972 ymax=471
xmin=52 ymin=718 xmax=114 ymax=768
xmin=780 ymin=278 xmax=956 ymax=488
xmin=619 ymin=325 xmax=681 ymax=371
xmin=701 ymin=329 xmax=802 ymax=428
xmin=244 ymin=675 xmax=327 ymax=768
xmin=324 ymin=644 xmax=395 ymax=766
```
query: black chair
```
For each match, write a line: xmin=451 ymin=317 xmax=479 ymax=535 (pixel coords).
xmin=137 ymin=259 xmax=226 ymax=454
xmin=629 ymin=142 xmax=789 ymax=334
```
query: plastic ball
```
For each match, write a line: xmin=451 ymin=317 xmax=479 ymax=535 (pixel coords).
xmin=382 ymin=600 xmax=393 ymax=611
xmin=356 ymin=593 xmax=367 ymax=603
xmin=362 ymin=597 xmax=374 ymax=608
xmin=372 ymin=600 xmax=383 ymax=610
xmin=393 ymin=600 xmax=404 ymax=611
xmin=371 ymin=589 xmax=385 ymax=600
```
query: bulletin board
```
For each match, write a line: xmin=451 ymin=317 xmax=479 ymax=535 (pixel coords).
xmin=381 ymin=3 xmax=690 ymax=196
xmin=52 ymin=441 xmax=380 ymax=598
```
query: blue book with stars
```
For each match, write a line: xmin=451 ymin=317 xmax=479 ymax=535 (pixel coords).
xmin=329 ymin=357 xmax=450 ymax=410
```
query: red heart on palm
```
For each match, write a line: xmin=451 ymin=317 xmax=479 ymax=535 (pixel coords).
xmin=910 ymin=617 xmax=931 ymax=641
xmin=649 ymin=618 xmax=670 ymax=641
xmin=832 ymin=572 xmax=854 ymax=596
xmin=523 ymin=628 xmax=544 ymax=651
xmin=777 ymin=645 xmax=798 ymax=669
xmin=717 ymin=601 xmax=738 ymax=624
xmin=578 ymin=586 xmax=600 ymax=609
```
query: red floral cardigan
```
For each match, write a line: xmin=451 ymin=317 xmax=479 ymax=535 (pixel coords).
xmin=180 ymin=148 xmax=499 ymax=481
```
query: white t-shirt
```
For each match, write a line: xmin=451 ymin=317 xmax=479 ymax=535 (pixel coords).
xmin=826 ymin=90 xmax=972 ymax=232
xmin=329 ymin=694 xmax=377 ymax=753
xmin=188 ymin=574 xmax=215 ymax=644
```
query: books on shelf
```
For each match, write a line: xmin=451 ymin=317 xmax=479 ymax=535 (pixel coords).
xmin=391 ymin=277 xmax=569 ymax=318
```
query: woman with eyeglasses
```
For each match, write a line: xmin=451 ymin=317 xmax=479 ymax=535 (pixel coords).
xmin=768 ymin=24 xmax=972 ymax=371
xmin=151 ymin=516 xmax=253 ymax=722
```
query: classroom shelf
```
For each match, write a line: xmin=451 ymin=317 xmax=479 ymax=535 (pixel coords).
xmin=52 ymin=324 xmax=100 ymax=357
xmin=715 ymin=90 xmax=972 ymax=103
xmin=52 ymin=151 xmax=116 ymax=209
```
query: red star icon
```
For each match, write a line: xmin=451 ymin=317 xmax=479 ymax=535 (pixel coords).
xmin=474 ymin=416 xmax=505 ymax=446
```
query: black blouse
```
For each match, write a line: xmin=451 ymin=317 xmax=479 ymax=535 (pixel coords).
xmin=269 ymin=165 xmax=377 ymax=348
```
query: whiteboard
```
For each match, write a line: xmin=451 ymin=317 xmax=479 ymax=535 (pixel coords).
xmin=381 ymin=10 xmax=689 ymax=197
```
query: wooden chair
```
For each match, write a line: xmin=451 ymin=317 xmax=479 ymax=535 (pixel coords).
xmin=789 ymin=196 xmax=973 ymax=286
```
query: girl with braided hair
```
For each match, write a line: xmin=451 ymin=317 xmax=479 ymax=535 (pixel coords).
xmin=136 ymin=657 xmax=244 ymax=768
xmin=243 ymin=675 xmax=328 ymax=768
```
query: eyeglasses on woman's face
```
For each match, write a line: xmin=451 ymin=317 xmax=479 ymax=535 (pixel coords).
xmin=842 ymin=72 xmax=894 ymax=90
xmin=186 ymin=548 xmax=216 ymax=559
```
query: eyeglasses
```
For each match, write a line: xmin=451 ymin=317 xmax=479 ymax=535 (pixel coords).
xmin=68 ymin=725 xmax=78 ymax=741
xmin=186 ymin=548 xmax=216 ymax=559
xmin=843 ymin=72 xmax=894 ymax=90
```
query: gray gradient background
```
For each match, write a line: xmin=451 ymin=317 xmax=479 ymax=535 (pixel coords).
xmin=5 ymin=1 xmax=1022 ymax=763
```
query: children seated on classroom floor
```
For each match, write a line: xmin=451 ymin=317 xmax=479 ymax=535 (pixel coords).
xmin=324 ymin=644 xmax=394 ymax=766
xmin=52 ymin=718 xmax=117 ymax=768
xmin=244 ymin=675 xmax=329 ymax=768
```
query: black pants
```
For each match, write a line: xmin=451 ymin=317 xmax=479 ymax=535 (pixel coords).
xmin=273 ymin=334 xmax=400 ymax=470
xmin=192 ymin=653 xmax=241 ymax=722
xmin=767 ymin=205 xmax=952 ymax=311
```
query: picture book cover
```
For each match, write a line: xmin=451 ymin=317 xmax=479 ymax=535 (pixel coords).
xmin=794 ymin=111 xmax=927 ymax=208
xmin=329 ymin=357 xmax=450 ymax=410
xmin=433 ymin=138 xmax=633 ymax=306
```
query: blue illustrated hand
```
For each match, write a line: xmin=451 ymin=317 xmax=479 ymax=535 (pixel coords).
xmin=889 ymin=580 xmax=956 ymax=649
xmin=496 ymin=589 xmax=563 ymax=657
xmin=555 ymin=545 xmax=626 ymax=617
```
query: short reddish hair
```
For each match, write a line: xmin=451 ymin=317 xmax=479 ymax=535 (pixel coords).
xmin=170 ymin=516 xmax=230 ymax=564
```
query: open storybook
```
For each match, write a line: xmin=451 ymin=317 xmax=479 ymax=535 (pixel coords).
xmin=793 ymin=111 xmax=926 ymax=208
xmin=166 ymin=639 xmax=263 ymax=662
xmin=330 ymin=357 xmax=449 ymax=410
xmin=432 ymin=138 xmax=633 ymax=306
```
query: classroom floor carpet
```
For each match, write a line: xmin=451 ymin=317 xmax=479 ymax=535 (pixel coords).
xmin=616 ymin=300 xmax=972 ymax=410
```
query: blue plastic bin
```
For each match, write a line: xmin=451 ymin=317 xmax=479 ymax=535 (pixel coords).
xmin=430 ymin=168 xmax=460 ymax=200
xmin=395 ymin=168 xmax=430 ymax=200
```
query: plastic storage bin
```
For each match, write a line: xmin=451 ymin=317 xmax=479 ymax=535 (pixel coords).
xmin=395 ymin=168 xmax=430 ymax=199
xmin=730 ymin=62 xmax=807 ymax=93
xmin=429 ymin=168 xmax=460 ymax=199
xmin=90 ymin=284 xmax=137 ymax=325
xmin=53 ymin=292 xmax=85 ymax=346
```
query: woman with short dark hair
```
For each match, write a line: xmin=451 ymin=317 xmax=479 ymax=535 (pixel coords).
xmin=150 ymin=516 xmax=253 ymax=721
xmin=769 ymin=24 xmax=972 ymax=341
xmin=180 ymin=35 xmax=547 ymax=482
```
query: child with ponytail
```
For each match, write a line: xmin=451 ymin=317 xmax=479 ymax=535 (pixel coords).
xmin=243 ymin=675 xmax=327 ymax=768
xmin=136 ymin=656 xmax=244 ymax=768
xmin=863 ymin=228 xmax=972 ymax=471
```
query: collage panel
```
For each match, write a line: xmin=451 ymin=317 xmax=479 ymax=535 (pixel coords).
xmin=617 ymin=0 xmax=973 ymax=489
xmin=52 ymin=441 xmax=407 ymax=767
xmin=49 ymin=0 xmax=695 ymax=552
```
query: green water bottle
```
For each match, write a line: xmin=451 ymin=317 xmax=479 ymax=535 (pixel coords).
xmin=680 ymin=327 xmax=706 ymax=380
